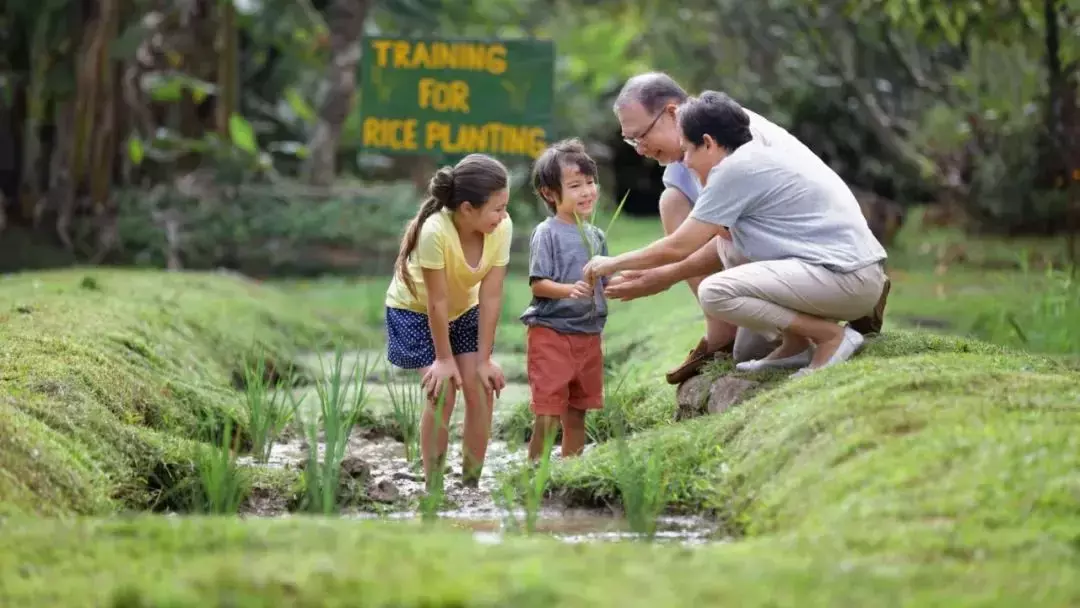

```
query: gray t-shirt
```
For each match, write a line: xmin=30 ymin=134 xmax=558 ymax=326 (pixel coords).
xmin=519 ymin=217 xmax=608 ymax=334
xmin=662 ymin=107 xmax=826 ymax=207
xmin=690 ymin=140 xmax=887 ymax=273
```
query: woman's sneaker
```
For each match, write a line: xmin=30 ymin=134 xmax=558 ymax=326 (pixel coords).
xmin=734 ymin=348 xmax=814 ymax=372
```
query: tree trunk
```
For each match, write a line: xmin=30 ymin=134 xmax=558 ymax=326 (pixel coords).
xmin=215 ymin=0 xmax=239 ymax=137
xmin=304 ymin=0 xmax=371 ymax=187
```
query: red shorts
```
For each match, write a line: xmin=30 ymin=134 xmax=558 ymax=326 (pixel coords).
xmin=526 ymin=325 xmax=604 ymax=416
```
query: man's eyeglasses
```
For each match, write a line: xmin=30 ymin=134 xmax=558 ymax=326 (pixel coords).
xmin=622 ymin=109 xmax=666 ymax=148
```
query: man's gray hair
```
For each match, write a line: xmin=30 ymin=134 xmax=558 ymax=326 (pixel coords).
xmin=613 ymin=72 xmax=689 ymax=114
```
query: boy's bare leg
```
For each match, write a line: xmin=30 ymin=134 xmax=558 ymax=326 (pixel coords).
xmin=419 ymin=370 xmax=457 ymax=486
xmin=560 ymin=408 xmax=587 ymax=458
xmin=456 ymin=352 xmax=493 ymax=486
xmin=528 ymin=415 xmax=561 ymax=462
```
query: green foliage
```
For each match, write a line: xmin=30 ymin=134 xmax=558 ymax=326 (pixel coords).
xmin=192 ymin=416 xmax=251 ymax=515
xmin=228 ymin=114 xmax=259 ymax=156
xmin=109 ymin=182 xmax=421 ymax=275
xmin=301 ymin=349 xmax=371 ymax=515
xmin=241 ymin=353 xmax=299 ymax=463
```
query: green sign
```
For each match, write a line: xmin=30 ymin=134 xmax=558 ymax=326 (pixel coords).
xmin=358 ymin=36 xmax=555 ymax=160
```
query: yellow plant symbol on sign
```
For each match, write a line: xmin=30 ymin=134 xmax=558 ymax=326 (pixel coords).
xmin=370 ymin=67 xmax=393 ymax=104
xmin=500 ymin=79 xmax=531 ymax=113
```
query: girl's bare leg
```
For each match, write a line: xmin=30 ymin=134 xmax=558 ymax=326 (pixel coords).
xmin=455 ymin=353 xmax=493 ymax=486
xmin=419 ymin=367 xmax=457 ymax=486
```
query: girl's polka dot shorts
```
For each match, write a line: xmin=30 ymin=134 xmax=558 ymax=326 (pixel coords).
xmin=385 ymin=306 xmax=480 ymax=369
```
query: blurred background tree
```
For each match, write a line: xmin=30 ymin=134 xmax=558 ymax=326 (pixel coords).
xmin=0 ymin=0 xmax=1076 ymax=274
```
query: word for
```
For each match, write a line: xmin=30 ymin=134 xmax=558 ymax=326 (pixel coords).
xmin=362 ymin=117 xmax=547 ymax=159
xmin=370 ymin=40 xmax=507 ymax=75
xmin=418 ymin=78 xmax=470 ymax=113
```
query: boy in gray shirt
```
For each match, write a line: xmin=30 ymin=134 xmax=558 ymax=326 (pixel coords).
xmin=520 ymin=139 xmax=608 ymax=463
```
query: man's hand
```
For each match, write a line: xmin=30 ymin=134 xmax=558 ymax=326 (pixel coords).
xmin=604 ymin=268 xmax=672 ymax=301
xmin=582 ymin=255 xmax=617 ymax=284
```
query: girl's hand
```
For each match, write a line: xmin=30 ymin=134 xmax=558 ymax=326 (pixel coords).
xmin=568 ymin=280 xmax=593 ymax=299
xmin=582 ymin=255 xmax=617 ymax=284
xmin=477 ymin=358 xmax=506 ymax=399
xmin=422 ymin=358 xmax=461 ymax=402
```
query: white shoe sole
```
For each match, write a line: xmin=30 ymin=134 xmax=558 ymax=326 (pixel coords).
xmin=790 ymin=327 xmax=866 ymax=379
xmin=735 ymin=348 xmax=814 ymax=372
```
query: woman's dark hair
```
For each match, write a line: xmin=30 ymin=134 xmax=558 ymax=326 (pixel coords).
xmin=676 ymin=90 xmax=753 ymax=152
xmin=395 ymin=153 xmax=508 ymax=298
xmin=531 ymin=138 xmax=598 ymax=213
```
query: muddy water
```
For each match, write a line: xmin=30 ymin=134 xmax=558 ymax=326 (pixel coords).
xmin=246 ymin=350 xmax=718 ymax=545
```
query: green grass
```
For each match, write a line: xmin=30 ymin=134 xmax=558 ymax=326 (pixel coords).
xmin=1 ymin=512 xmax=1078 ymax=606
xmin=3 ymin=211 xmax=1080 ymax=605
xmin=0 ymin=268 xmax=373 ymax=516
xmin=549 ymin=330 xmax=1078 ymax=511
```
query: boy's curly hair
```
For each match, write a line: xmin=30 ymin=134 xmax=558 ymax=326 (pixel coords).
xmin=531 ymin=138 xmax=598 ymax=213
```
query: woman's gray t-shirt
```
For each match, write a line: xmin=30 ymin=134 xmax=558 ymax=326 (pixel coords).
xmin=661 ymin=106 xmax=828 ymax=207
xmin=690 ymin=141 xmax=886 ymax=273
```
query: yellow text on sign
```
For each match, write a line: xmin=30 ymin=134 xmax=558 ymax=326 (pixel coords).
xmin=424 ymin=121 xmax=546 ymax=159
xmin=371 ymin=40 xmax=507 ymax=75
xmin=361 ymin=118 xmax=419 ymax=151
xmin=362 ymin=119 xmax=548 ymax=158
xmin=418 ymin=78 xmax=470 ymax=113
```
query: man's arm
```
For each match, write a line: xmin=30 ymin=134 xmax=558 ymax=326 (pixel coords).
xmin=599 ymin=217 xmax=716 ymax=274
xmin=605 ymin=238 xmax=724 ymax=301
xmin=659 ymin=237 xmax=725 ymax=283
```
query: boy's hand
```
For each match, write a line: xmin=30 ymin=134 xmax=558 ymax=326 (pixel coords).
xmin=477 ymin=358 xmax=506 ymax=398
xmin=568 ymin=280 xmax=593 ymax=299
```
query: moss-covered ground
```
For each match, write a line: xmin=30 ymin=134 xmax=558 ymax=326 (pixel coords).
xmin=0 ymin=269 xmax=373 ymax=516
xmin=1 ymin=215 xmax=1079 ymax=606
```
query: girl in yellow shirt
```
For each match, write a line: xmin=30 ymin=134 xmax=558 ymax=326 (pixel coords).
xmin=384 ymin=153 xmax=513 ymax=488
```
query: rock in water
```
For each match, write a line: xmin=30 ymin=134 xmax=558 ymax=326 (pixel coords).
xmin=341 ymin=455 xmax=372 ymax=481
xmin=367 ymin=479 xmax=400 ymax=504
xmin=676 ymin=375 xmax=759 ymax=420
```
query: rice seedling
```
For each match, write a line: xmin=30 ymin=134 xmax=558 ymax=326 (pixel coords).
xmin=242 ymin=353 xmax=299 ymax=463
xmin=496 ymin=429 xmax=558 ymax=536
xmin=574 ymin=190 xmax=630 ymax=318
xmin=609 ymin=404 xmax=669 ymax=540
xmin=301 ymin=348 xmax=372 ymax=515
xmin=193 ymin=415 xmax=250 ymax=514
xmin=384 ymin=366 xmax=422 ymax=466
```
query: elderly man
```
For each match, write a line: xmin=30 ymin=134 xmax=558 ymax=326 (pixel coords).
xmin=609 ymin=72 xmax=889 ymax=384
xmin=589 ymin=91 xmax=888 ymax=376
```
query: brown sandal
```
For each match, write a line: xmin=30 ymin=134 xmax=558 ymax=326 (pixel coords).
xmin=665 ymin=337 xmax=732 ymax=385
xmin=848 ymin=276 xmax=891 ymax=335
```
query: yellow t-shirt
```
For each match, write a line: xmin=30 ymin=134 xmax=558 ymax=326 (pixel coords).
xmin=385 ymin=209 xmax=513 ymax=321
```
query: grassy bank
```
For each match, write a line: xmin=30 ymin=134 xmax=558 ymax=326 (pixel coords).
xmin=549 ymin=330 xmax=1080 ymax=512
xmin=1 ymin=508 xmax=1078 ymax=606
xmin=0 ymin=269 xmax=374 ymax=516
xmin=2 ymin=213 xmax=1079 ymax=605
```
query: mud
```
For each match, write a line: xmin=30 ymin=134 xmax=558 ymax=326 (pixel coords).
xmin=235 ymin=350 xmax=718 ymax=545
